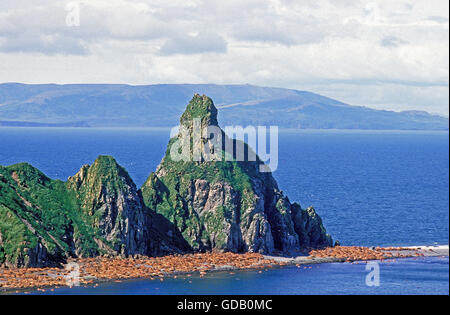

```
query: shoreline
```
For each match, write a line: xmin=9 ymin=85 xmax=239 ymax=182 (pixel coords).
xmin=264 ymin=245 xmax=449 ymax=265
xmin=1 ymin=245 xmax=448 ymax=294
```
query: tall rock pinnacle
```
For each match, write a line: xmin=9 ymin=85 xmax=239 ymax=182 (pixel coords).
xmin=180 ymin=94 xmax=219 ymax=129
xmin=141 ymin=94 xmax=333 ymax=255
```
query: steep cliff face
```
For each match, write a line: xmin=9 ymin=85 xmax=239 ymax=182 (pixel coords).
xmin=67 ymin=156 xmax=148 ymax=257
xmin=66 ymin=156 xmax=190 ymax=257
xmin=291 ymin=205 xmax=333 ymax=249
xmin=141 ymin=94 xmax=332 ymax=255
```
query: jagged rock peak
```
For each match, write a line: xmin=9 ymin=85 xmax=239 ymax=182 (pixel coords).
xmin=180 ymin=94 xmax=218 ymax=128
xmin=72 ymin=155 xmax=133 ymax=182
xmin=66 ymin=155 xmax=148 ymax=257
xmin=142 ymin=95 xmax=333 ymax=255
xmin=68 ymin=155 xmax=138 ymax=198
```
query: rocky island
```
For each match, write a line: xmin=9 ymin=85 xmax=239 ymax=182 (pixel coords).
xmin=0 ymin=94 xmax=332 ymax=269
xmin=1 ymin=95 xmax=446 ymax=292
xmin=141 ymin=94 xmax=332 ymax=254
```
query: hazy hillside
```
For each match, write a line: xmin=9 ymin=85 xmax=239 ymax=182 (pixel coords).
xmin=0 ymin=83 xmax=447 ymax=130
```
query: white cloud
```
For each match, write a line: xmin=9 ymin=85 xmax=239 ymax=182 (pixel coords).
xmin=159 ymin=31 xmax=227 ymax=55
xmin=0 ymin=0 xmax=448 ymax=115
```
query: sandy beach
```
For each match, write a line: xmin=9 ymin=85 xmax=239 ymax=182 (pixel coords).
xmin=1 ymin=245 xmax=448 ymax=294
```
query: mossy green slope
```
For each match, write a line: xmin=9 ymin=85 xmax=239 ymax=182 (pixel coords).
xmin=0 ymin=163 xmax=86 ymax=267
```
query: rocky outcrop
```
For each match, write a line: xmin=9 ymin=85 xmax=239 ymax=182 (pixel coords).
xmin=0 ymin=158 xmax=189 ymax=268
xmin=65 ymin=156 xmax=190 ymax=258
xmin=67 ymin=156 xmax=149 ymax=257
xmin=291 ymin=205 xmax=333 ymax=248
xmin=0 ymin=93 xmax=332 ymax=267
xmin=141 ymin=94 xmax=332 ymax=255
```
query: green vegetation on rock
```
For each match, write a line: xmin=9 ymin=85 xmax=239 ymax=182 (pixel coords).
xmin=0 ymin=93 xmax=333 ymax=267
xmin=0 ymin=164 xmax=75 ymax=266
xmin=0 ymin=156 xmax=188 ymax=267
xmin=141 ymin=94 xmax=333 ymax=254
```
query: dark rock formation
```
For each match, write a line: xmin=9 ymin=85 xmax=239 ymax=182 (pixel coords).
xmin=67 ymin=157 xmax=149 ymax=257
xmin=0 ymin=157 xmax=188 ymax=268
xmin=141 ymin=94 xmax=332 ymax=255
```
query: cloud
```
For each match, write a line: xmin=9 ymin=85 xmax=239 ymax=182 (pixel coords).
xmin=230 ymin=17 xmax=326 ymax=46
xmin=380 ymin=36 xmax=409 ymax=48
xmin=0 ymin=33 xmax=88 ymax=55
xmin=0 ymin=0 xmax=448 ymax=115
xmin=159 ymin=32 xmax=227 ymax=55
xmin=426 ymin=16 xmax=450 ymax=24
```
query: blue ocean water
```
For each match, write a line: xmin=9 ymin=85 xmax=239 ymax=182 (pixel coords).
xmin=0 ymin=127 xmax=448 ymax=295
xmin=0 ymin=128 xmax=448 ymax=246
xmin=25 ymin=257 xmax=450 ymax=295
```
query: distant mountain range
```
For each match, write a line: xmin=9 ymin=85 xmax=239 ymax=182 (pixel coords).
xmin=0 ymin=83 xmax=448 ymax=130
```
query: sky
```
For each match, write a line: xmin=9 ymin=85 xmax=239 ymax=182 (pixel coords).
xmin=0 ymin=0 xmax=448 ymax=116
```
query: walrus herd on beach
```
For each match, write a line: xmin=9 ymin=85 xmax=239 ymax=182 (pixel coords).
xmin=0 ymin=246 xmax=426 ymax=292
